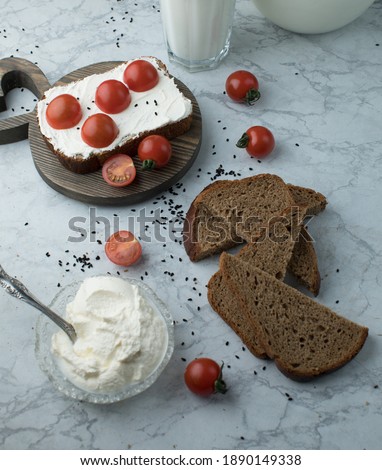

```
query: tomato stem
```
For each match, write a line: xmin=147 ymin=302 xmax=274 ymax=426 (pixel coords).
xmin=214 ymin=362 xmax=227 ymax=394
xmin=236 ymin=132 xmax=249 ymax=149
xmin=246 ymin=88 xmax=261 ymax=105
xmin=142 ymin=159 xmax=156 ymax=170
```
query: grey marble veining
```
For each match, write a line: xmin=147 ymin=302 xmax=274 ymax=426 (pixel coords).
xmin=0 ymin=0 xmax=382 ymax=450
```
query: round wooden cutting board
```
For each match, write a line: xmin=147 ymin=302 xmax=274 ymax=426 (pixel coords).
xmin=29 ymin=61 xmax=202 ymax=206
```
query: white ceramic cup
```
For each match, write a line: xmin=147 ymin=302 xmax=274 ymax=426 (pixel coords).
xmin=160 ymin=0 xmax=236 ymax=72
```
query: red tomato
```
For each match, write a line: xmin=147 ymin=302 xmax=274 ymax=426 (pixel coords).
xmin=123 ymin=60 xmax=159 ymax=92
xmin=184 ymin=358 xmax=227 ymax=397
xmin=95 ymin=79 xmax=131 ymax=114
xmin=236 ymin=126 xmax=275 ymax=158
xmin=46 ymin=94 xmax=82 ymax=129
xmin=81 ymin=113 xmax=118 ymax=148
xmin=102 ymin=154 xmax=136 ymax=187
xmin=137 ymin=135 xmax=172 ymax=170
xmin=225 ymin=70 xmax=261 ymax=105
xmin=105 ymin=230 xmax=142 ymax=267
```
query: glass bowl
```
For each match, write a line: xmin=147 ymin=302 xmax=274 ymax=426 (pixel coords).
xmin=35 ymin=277 xmax=174 ymax=404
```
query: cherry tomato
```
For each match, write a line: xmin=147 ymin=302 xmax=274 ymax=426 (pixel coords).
xmin=46 ymin=94 xmax=82 ymax=129
xmin=105 ymin=230 xmax=142 ymax=267
xmin=236 ymin=125 xmax=275 ymax=158
xmin=225 ymin=70 xmax=261 ymax=105
xmin=184 ymin=358 xmax=227 ymax=397
xmin=138 ymin=135 xmax=172 ymax=170
xmin=95 ymin=79 xmax=131 ymax=114
xmin=102 ymin=154 xmax=136 ymax=187
xmin=81 ymin=113 xmax=118 ymax=148
xmin=123 ymin=60 xmax=159 ymax=92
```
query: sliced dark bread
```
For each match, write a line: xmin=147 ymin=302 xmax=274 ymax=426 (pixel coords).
xmin=220 ymin=253 xmax=368 ymax=380
xmin=184 ymin=174 xmax=294 ymax=261
xmin=183 ymin=195 xmax=242 ymax=262
xmin=287 ymin=184 xmax=327 ymax=216
xmin=184 ymin=175 xmax=324 ymax=293
xmin=208 ymin=206 xmax=307 ymax=358
xmin=208 ymin=271 xmax=268 ymax=358
xmin=288 ymin=226 xmax=321 ymax=296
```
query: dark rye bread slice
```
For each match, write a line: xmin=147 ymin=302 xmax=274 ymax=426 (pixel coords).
xmin=287 ymin=184 xmax=327 ymax=216
xmin=285 ymin=184 xmax=326 ymax=295
xmin=220 ymin=253 xmax=368 ymax=380
xmin=288 ymin=226 xmax=321 ymax=296
xmin=208 ymin=206 xmax=307 ymax=358
xmin=184 ymin=174 xmax=294 ymax=261
xmin=184 ymin=175 xmax=325 ymax=293
xmin=183 ymin=177 xmax=327 ymax=260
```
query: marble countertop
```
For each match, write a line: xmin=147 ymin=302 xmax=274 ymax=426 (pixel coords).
xmin=1 ymin=0 xmax=381 ymax=451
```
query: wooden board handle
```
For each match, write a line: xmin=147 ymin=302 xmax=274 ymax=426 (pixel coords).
xmin=0 ymin=57 xmax=51 ymax=144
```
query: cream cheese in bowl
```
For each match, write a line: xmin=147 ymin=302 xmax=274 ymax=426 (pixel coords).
xmin=35 ymin=276 xmax=174 ymax=404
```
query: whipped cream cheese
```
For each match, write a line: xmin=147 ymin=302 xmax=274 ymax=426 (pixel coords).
xmin=51 ymin=276 xmax=168 ymax=393
xmin=37 ymin=57 xmax=192 ymax=159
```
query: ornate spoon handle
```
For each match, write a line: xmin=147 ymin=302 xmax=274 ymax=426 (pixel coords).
xmin=0 ymin=264 xmax=77 ymax=343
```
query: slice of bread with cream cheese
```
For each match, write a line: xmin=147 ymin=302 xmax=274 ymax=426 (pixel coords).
xmin=37 ymin=57 xmax=193 ymax=174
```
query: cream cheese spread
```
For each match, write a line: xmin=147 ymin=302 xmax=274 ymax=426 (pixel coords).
xmin=51 ymin=276 xmax=168 ymax=393
xmin=37 ymin=57 xmax=192 ymax=159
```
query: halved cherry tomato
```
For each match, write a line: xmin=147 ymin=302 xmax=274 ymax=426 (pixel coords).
xmin=81 ymin=113 xmax=118 ymax=148
xmin=138 ymin=135 xmax=172 ymax=170
xmin=225 ymin=70 xmax=261 ymax=105
xmin=123 ymin=60 xmax=159 ymax=92
xmin=46 ymin=94 xmax=82 ymax=129
xmin=102 ymin=154 xmax=136 ymax=187
xmin=105 ymin=230 xmax=142 ymax=267
xmin=95 ymin=79 xmax=131 ymax=114
xmin=236 ymin=125 xmax=275 ymax=158
xmin=184 ymin=358 xmax=227 ymax=397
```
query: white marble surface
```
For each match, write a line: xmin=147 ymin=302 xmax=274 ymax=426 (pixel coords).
xmin=0 ymin=0 xmax=381 ymax=450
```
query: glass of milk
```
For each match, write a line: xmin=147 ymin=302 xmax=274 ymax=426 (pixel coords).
xmin=160 ymin=0 xmax=236 ymax=72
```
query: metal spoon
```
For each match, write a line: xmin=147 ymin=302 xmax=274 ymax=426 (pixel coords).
xmin=0 ymin=264 xmax=77 ymax=343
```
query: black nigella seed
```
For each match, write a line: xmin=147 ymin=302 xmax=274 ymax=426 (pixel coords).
xmin=181 ymin=357 xmax=187 ymax=362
